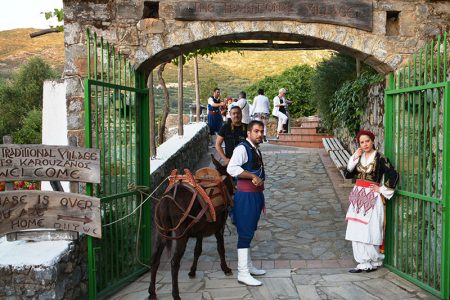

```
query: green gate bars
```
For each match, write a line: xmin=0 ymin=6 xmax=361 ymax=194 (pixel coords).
xmin=384 ymin=33 xmax=450 ymax=299
xmin=84 ymin=29 xmax=150 ymax=299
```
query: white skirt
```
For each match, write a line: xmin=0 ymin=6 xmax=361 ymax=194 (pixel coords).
xmin=345 ymin=185 xmax=384 ymax=245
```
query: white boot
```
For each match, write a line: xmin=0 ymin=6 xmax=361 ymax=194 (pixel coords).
xmin=237 ymin=248 xmax=262 ymax=286
xmin=248 ymin=249 xmax=266 ymax=276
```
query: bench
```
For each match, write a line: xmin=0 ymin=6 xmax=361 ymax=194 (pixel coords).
xmin=322 ymin=138 xmax=352 ymax=180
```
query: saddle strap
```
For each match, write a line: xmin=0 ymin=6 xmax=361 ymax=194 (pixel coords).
xmin=155 ymin=188 xmax=198 ymax=234
xmin=164 ymin=169 xmax=217 ymax=222
xmin=155 ymin=200 xmax=208 ymax=240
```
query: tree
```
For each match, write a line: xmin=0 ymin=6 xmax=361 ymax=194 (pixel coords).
xmin=0 ymin=57 xmax=57 ymax=141
xmin=246 ymin=64 xmax=316 ymax=118
xmin=154 ymin=46 xmax=240 ymax=144
xmin=30 ymin=8 xmax=64 ymax=38
xmin=12 ymin=109 xmax=42 ymax=144
xmin=157 ymin=63 xmax=170 ymax=145
xmin=310 ymin=53 xmax=377 ymax=129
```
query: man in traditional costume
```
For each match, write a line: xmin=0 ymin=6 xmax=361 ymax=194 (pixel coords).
xmin=227 ymin=120 xmax=266 ymax=286
xmin=207 ymin=88 xmax=225 ymax=145
xmin=344 ymin=130 xmax=398 ymax=273
xmin=215 ymin=106 xmax=247 ymax=166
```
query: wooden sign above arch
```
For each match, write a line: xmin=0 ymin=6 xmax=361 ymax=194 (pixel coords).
xmin=175 ymin=0 xmax=373 ymax=32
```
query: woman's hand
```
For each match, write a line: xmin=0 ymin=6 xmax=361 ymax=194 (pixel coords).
xmin=370 ymin=184 xmax=380 ymax=193
xmin=354 ymin=148 xmax=363 ymax=158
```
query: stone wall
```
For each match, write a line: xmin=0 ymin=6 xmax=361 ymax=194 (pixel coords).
xmin=150 ymin=124 xmax=208 ymax=191
xmin=62 ymin=0 xmax=450 ymax=144
xmin=333 ymin=83 xmax=386 ymax=154
xmin=0 ymin=236 xmax=87 ymax=300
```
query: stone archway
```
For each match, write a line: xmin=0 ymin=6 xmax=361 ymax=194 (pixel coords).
xmin=136 ymin=22 xmax=404 ymax=75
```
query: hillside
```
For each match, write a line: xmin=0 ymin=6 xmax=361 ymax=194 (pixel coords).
xmin=0 ymin=28 xmax=331 ymax=97
xmin=162 ymin=50 xmax=331 ymax=96
xmin=0 ymin=28 xmax=64 ymax=79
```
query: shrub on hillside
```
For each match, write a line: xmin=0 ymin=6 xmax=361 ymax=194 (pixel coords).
xmin=0 ymin=57 xmax=57 ymax=140
xmin=12 ymin=109 xmax=42 ymax=144
xmin=245 ymin=65 xmax=316 ymax=118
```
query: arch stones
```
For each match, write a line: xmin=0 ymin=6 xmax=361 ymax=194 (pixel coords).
xmin=63 ymin=0 xmax=450 ymax=141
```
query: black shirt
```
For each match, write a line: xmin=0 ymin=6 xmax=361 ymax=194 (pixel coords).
xmin=218 ymin=123 xmax=247 ymax=158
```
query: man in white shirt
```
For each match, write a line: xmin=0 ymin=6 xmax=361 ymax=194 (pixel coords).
xmin=227 ymin=120 xmax=266 ymax=286
xmin=250 ymin=88 xmax=270 ymax=142
xmin=272 ymin=88 xmax=288 ymax=138
xmin=233 ymin=91 xmax=250 ymax=125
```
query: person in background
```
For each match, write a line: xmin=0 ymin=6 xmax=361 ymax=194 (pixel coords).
xmin=227 ymin=120 xmax=267 ymax=286
xmin=215 ymin=106 xmax=247 ymax=166
xmin=250 ymin=88 xmax=270 ymax=142
xmin=207 ymin=88 xmax=225 ymax=145
xmin=272 ymin=88 xmax=288 ymax=138
xmin=225 ymin=96 xmax=234 ymax=123
xmin=234 ymin=91 xmax=250 ymax=125
xmin=344 ymin=130 xmax=398 ymax=273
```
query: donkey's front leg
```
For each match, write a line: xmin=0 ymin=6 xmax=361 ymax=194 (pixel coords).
xmin=171 ymin=236 xmax=188 ymax=300
xmin=188 ymin=236 xmax=203 ymax=278
xmin=215 ymin=231 xmax=232 ymax=275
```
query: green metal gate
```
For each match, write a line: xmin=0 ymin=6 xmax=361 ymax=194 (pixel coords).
xmin=384 ymin=33 xmax=450 ymax=299
xmin=84 ymin=29 xmax=151 ymax=299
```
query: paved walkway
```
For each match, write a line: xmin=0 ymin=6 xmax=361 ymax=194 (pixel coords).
xmin=108 ymin=144 xmax=437 ymax=299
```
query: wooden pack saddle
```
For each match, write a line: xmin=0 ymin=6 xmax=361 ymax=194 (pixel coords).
xmin=164 ymin=167 xmax=231 ymax=223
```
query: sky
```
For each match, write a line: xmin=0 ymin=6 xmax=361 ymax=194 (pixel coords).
xmin=0 ymin=0 xmax=63 ymax=31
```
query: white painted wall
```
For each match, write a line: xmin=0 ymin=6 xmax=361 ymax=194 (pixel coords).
xmin=41 ymin=80 xmax=69 ymax=191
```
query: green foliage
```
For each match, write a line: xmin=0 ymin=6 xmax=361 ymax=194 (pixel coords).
xmin=172 ymin=43 xmax=242 ymax=66
xmin=245 ymin=65 xmax=316 ymax=118
xmin=199 ymin=77 xmax=218 ymax=105
xmin=310 ymin=53 xmax=357 ymax=128
xmin=12 ymin=109 xmax=42 ymax=144
xmin=0 ymin=57 xmax=57 ymax=141
xmin=310 ymin=53 xmax=379 ymax=130
xmin=42 ymin=8 xmax=64 ymax=32
xmin=330 ymin=72 xmax=384 ymax=135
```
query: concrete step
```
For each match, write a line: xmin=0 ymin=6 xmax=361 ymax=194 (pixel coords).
xmin=290 ymin=127 xmax=317 ymax=135
xmin=268 ymin=139 xmax=325 ymax=148
xmin=278 ymin=133 xmax=333 ymax=142
xmin=301 ymin=121 xmax=320 ymax=128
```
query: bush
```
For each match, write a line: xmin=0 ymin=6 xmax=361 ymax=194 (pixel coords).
xmin=310 ymin=53 xmax=357 ymax=128
xmin=12 ymin=109 xmax=42 ymax=144
xmin=0 ymin=57 xmax=57 ymax=140
xmin=330 ymin=72 xmax=384 ymax=135
xmin=245 ymin=65 xmax=316 ymax=118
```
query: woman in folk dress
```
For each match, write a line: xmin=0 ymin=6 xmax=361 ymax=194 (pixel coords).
xmin=344 ymin=130 xmax=398 ymax=273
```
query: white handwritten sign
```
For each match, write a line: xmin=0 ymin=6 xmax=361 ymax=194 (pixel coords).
xmin=0 ymin=191 xmax=101 ymax=238
xmin=0 ymin=145 xmax=100 ymax=183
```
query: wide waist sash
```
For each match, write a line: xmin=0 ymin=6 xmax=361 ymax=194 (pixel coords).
xmin=355 ymin=179 xmax=379 ymax=188
xmin=208 ymin=111 xmax=221 ymax=115
xmin=237 ymin=179 xmax=264 ymax=192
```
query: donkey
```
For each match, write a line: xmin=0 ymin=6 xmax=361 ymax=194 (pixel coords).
xmin=148 ymin=155 xmax=234 ymax=300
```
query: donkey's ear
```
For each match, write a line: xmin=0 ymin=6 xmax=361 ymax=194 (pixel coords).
xmin=211 ymin=154 xmax=226 ymax=174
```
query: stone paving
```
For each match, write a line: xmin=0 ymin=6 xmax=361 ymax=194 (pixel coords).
xmin=108 ymin=144 xmax=438 ymax=299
